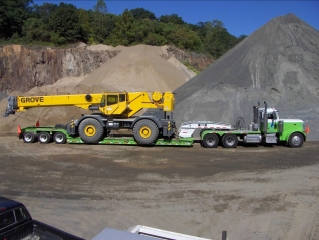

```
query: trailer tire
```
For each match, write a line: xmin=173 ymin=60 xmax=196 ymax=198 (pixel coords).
xmin=79 ymin=118 xmax=104 ymax=143
xmin=133 ymin=119 xmax=159 ymax=145
xmin=222 ymin=134 xmax=238 ymax=148
xmin=288 ymin=132 xmax=304 ymax=148
xmin=38 ymin=132 xmax=52 ymax=144
xmin=202 ymin=133 xmax=219 ymax=148
xmin=23 ymin=132 xmax=36 ymax=143
xmin=53 ymin=132 xmax=66 ymax=144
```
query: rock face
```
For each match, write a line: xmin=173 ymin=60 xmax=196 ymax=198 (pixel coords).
xmin=165 ymin=45 xmax=214 ymax=71
xmin=0 ymin=45 xmax=120 ymax=94
xmin=174 ymin=14 xmax=319 ymax=140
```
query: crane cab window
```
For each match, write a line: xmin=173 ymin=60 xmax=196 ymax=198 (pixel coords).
xmin=119 ymin=94 xmax=125 ymax=102
xmin=107 ymin=95 xmax=118 ymax=106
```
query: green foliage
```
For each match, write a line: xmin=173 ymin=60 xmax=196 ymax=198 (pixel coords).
xmin=159 ymin=14 xmax=184 ymax=25
xmin=94 ymin=0 xmax=108 ymax=14
xmin=78 ymin=9 xmax=91 ymax=41
xmin=48 ymin=3 xmax=83 ymax=44
xmin=182 ymin=60 xmax=200 ymax=74
xmin=1 ymin=0 xmax=246 ymax=60
xmin=129 ymin=8 xmax=156 ymax=20
xmin=0 ymin=0 xmax=32 ymax=38
xmin=106 ymin=9 xmax=135 ymax=46
xmin=22 ymin=18 xmax=50 ymax=42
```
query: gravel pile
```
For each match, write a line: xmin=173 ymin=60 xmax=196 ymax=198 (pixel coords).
xmin=174 ymin=14 xmax=319 ymax=140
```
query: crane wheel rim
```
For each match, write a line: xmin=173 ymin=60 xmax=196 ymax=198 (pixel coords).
xmin=39 ymin=134 xmax=48 ymax=142
xmin=25 ymin=134 xmax=32 ymax=141
xmin=140 ymin=126 xmax=152 ymax=138
xmin=84 ymin=125 xmax=96 ymax=136
xmin=55 ymin=134 xmax=64 ymax=143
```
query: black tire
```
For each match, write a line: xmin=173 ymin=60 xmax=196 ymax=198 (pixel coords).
xmin=133 ymin=119 xmax=159 ymax=145
xmin=23 ymin=132 xmax=36 ymax=143
xmin=38 ymin=132 xmax=52 ymax=144
xmin=78 ymin=118 xmax=104 ymax=143
xmin=202 ymin=133 xmax=219 ymax=148
xmin=288 ymin=132 xmax=304 ymax=148
xmin=222 ymin=134 xmax=238 ymax=148
xmin=53 ymin=132 xmax=67 ymax=144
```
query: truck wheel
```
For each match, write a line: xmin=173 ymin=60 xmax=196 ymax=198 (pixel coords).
xmin=288 ymin=133 xmax=304 ymax=148
xmin=202 ymin=133 xmax=219 ymax=148
xmin=222 ymin=134 xmax=238 ymax=148
xmin=38 ymin=132 xmax=52 ymax=144
xmin=23 ymin=132 xmax=36 ymax=143
xmin=79 ymin=118 xmax=104 ymax=143
xmin=133 ymin=119 xmax=159 ymax=145
xmin=53 ymin=132 xmax=66 ymax=144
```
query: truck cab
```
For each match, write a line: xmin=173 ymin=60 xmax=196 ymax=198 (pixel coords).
xmin=0 ymin=197 xmax=33 ymax=240
xmin=254 ymin=103 xmax=307 ymax=146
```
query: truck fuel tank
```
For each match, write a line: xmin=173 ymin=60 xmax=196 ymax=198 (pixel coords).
xmin=244 ymin=134 xmax=262 ymax=143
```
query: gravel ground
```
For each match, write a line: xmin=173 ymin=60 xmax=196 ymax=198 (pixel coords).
xmin=0 ymin=136 xmax=318 ymax=240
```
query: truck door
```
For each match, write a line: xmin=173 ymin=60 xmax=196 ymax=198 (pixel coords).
xmin=267 ymin=111 xmax=278 ymax=133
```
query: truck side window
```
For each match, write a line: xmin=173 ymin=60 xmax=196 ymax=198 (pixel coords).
xmin=107 ymin=95 xmax=118 ymax=106
xmin=268 ymin=113 xmax=274 ymax=119
xmin=0 ymin=211 xmax=15 ymax=229
xmin=15 ymin=207 xmax=30 ymax=222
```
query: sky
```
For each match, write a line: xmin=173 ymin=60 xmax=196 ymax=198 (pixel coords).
xmin=32 ymin=0 xmax=319 ymax=37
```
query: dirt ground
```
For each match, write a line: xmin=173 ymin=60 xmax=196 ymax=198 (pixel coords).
xmin=0 ymin=136 xmax=319 ymax=240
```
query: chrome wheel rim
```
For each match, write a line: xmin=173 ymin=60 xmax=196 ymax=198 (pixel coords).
xmin=291 ymin=136 xmax=301 ymax=146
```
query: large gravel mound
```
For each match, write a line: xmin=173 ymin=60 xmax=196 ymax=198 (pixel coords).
xmin=174 ymin=14 xmax=319 ymax=140
xmin=0 ymin=44 xmax=195 ymax=133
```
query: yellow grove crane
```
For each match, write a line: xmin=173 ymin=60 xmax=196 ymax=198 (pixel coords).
xmin=4 ymin=91 xmax=175 ymax=145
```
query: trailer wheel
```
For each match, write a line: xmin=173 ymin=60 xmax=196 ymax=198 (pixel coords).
xmin=23 ymin=132 xmax=36 ymax=143
xmin=38 ymin=132 xmax=52 ymax=144
xmin=222 ymin=134 xmax=238 ymax=148
xmin=53 ymin=132 xmax=66 ymax=144
xmin=288 ymin=133 xmax=304 ymax=148
xmin=133 ymin=119 xmax=159 ymax=145
xmin=79 ymin=118 xmax=104 ymax=143
xmin=202 ymin=133 xmax=219 ymax=148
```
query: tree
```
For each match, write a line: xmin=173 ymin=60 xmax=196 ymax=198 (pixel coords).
xmin=91 ymin=0 xmax=111 ymax=43
xmin=0 ymin=0 xmax=32 ymax=38
xmin=78 ymin=8 xmax=91 ymax=42
xmin=129 ymin=8 xmax=156 ymax=20
xmin=48 ymin=3 xmax=83 ymax=44
xmin=159 ymin=14 xmax=184 ymax=25
xmin=22 ymin=18 xmax=50 ymax=42
xmin=94 ymin=0 xmax=107 ymax=14
xmin=107 ymin=9 xmax=135 ymax=46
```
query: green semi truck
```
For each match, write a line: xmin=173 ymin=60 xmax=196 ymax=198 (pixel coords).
xmin=15 ymin=102 xmax=309 ymax=148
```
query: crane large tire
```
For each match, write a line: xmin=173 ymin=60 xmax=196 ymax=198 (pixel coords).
xmin=133 ymin=119 xmax=159 ymax=145
xmin=53 ymin=132 xmax=67 ymax=144
xmin=202 ymin=133 xmax=219 ymax=148
xmin=38 ymin=132 xmax=52 ymax=144
xmin=222 ymin=134 xmax=238 ymax=148
xmin=288 ymin=133 xmax=304 ymax=148
xmin=79 ymin=118 xmax=104 ymax=143
xmin=23 ymin=132 xmax=36 ymax=143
